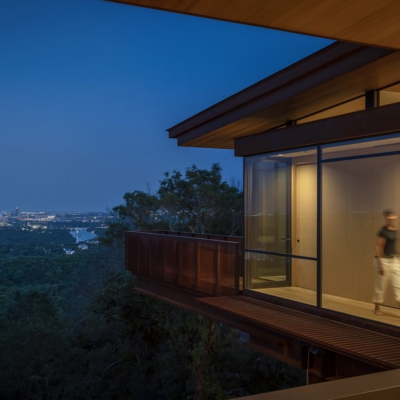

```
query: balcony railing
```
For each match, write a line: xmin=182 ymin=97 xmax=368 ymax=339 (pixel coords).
xmin=126 ymin=230 xmax=243 ymax=296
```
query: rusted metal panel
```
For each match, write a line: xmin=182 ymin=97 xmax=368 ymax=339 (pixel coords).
xmin=163 ymin=235 xmax=179 ymax=285
xmin=125 ymin=230 xmax=243 ymax=296
xmin=150 ymin=234 xmax=164 ymax=280
xmin=137 ymin=232 xmax=151 ymax=276
xmin=178 ymin=238 xmax=198 ymax=291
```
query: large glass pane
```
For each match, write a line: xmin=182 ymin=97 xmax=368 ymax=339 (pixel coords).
xmin=245 ymin=251 xmax=316 ymax=306
xmin=322 ymin=134 xmax=400 ymax=326
xmin=380 ymin=83 xmax=400 ymax=106
xmin=245 ymin=149 xmax=317 ymax=259
xmin=244 ymin=149 xmax=317 ymax=305
xmin=245 ymin=252 xmax=289 ymax=289
xmin=297 ymin=96 xmax=365 ymax=125
xmin=245 ymin=155 xmax=291 ymax=256
xmin=322 ymin=132 xmax=400 ymax=161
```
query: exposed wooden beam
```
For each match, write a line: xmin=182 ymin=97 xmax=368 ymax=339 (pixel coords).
xmin=234 ymin=102 xmax=400 ymax=156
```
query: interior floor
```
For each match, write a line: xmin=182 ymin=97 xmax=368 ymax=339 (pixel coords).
xmin=254 ymin=286 xmax=400 ymax=328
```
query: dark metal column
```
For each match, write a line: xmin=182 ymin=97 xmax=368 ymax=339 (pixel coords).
xmin=317 ymin=145 xmax=322 ymax=308
xmin=365 ymin=89 xmax=379 ymax=108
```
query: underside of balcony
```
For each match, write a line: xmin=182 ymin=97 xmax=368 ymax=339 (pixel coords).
xmin=126 ymin=231 xmax=400 ymax=382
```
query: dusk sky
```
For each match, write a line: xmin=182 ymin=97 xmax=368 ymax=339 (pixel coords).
xmin=1 ymin=0 xmax=331 ymax=212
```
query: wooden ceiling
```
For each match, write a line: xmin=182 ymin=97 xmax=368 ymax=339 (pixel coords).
xmin=108 ymin=0 xmax=400 ymax=50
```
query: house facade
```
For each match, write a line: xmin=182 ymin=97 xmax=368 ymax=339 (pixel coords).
xmin=109 ymin=0 xmax=400 ymax=397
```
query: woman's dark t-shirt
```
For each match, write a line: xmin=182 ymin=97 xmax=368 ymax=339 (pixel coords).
xmin=378 ymin=227 xmax=397 ymax=256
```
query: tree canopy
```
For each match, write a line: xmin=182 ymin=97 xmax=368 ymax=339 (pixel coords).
xmin=102 ymin=164 xmax=243 ymax=246
xmin=0 ymin=165 xmax=305 ymax=399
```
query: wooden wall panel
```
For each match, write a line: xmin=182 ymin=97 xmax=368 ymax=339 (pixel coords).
xmin=293 ymin=164 xmax=317 ymax=290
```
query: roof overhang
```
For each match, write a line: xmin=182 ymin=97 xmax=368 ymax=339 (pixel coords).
xmin=166 ymin=42 xmax=400 ymax=149
xmin=107 ymin=0 xmax=400 ymax=50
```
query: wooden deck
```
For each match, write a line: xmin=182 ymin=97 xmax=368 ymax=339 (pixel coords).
xmin=255 ymin=286 xmax=400 ymax=328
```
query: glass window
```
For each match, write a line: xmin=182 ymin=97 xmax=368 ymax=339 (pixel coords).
xmin=244 ymin=154 xmax=291 ymax=256
xmin=321 ymin=133 xmax=400 ymax=325
xmin=380 ymin=83 xmax=400 ymax=106
xmin=244 ymin=148 xmax=317 ymax=305
xmin=244 ymin=133 xmax=400 ymax=326
xmin=297 ymin=97 xmax=365 ymax=125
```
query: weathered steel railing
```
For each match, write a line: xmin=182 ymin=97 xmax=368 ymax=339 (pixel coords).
xmin=126 ymin=230 xmax=243 ymax=296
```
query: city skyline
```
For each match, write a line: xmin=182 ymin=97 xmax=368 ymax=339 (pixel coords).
xmin=1 ymin=0 xmax=331 ymax=212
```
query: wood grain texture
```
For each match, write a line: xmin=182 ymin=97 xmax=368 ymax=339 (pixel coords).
xmin=321 ymin=148 xmax=400 ymax=307
xmin=292 ymin=164 xmax=317 ymax=290
xmin=108 ymin=0 xmax=400 ymax=50
xmin=256 ymin=286 xmax=400 ymax=327
xmin=178 ymin=48 xmax=399 ymax=149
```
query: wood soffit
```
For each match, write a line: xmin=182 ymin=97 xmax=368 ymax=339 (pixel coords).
xmin=170 ymin=44 xmax=400 ymax=149
xmin=107 ymin=0 xmax=400 ymax=50
xmin=108 ymin=1 xmax=400 ymax=150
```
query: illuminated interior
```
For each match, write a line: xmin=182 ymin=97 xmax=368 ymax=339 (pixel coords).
xmin=244 ymin=133 xmax=400 ymax=326
xmin=380 ymin=82 xmax=400 ymax=106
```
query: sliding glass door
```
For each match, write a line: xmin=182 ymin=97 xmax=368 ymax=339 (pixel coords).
xmin=244 ymin=155 xmax=291 ymax=289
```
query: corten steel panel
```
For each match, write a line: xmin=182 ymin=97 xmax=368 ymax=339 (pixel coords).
xmin=150 ymin=234 xmax=164 ymax=280
xmin=107 ymin=0 xmax=400 ymax=50
xmin=218 ymin=244 xmax=236 ymax=296
xmin=235 ymin=102 xmax=400 ymax=156
xmin=178 ymin=238 xmax=198 ymax=290
xmin=197 ymin=241 xmax=217 ymax=295
xmin=163 ymin=235 xmax=179 ymax=285
xmin=126 ymin=231 xmax=243 ymax=296
xmin=198 ymin=296 xmax=400 ymax=370
xmin=137 ymin=233 xmax=151 ymax=276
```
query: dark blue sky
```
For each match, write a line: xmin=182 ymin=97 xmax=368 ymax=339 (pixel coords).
xmin=1 ymin=0 xmax=331 ymax=212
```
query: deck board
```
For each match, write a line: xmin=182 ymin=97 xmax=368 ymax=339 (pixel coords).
xmin=198 ymin=295 xmax=400 ymax=369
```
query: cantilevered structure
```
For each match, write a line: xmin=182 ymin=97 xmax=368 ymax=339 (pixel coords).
xmin=108 ymin=0 xmax=400 ymax=398
xmin=110 ymin=0 xmax=400 ymax=50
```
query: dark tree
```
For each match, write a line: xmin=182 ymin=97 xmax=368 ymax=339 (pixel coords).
xmin=102 ymin=163 xmax=243 ymax=247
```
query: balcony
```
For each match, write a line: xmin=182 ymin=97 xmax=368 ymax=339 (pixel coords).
xmin=125 ymin=230 xmax=400 ymax=384
xmin=126 ymin=230 xmax=243 ymax=297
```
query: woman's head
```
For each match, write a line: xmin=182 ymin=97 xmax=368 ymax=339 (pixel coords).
xmin=383 ymin=209 xmax=397 ymax=226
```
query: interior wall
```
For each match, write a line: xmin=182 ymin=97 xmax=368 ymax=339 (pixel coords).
xmin=321 ymin=152 xmax=400 ymax=306
xmin=246 ymin=145 xmax=400 ymax=307
xmin=293 ymin=163 xmax=317 ymax=290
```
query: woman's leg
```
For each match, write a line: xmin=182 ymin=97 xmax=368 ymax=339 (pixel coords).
xmin=391 ymin=258 xmax=400 ymax=310
xmin=373 ymin=258 xmax=389 ymax=315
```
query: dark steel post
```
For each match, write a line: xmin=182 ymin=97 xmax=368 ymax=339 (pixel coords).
xmin=317 ymin=146 xmax=322 ymax=308
xmin=195 ymin=240 xmax=199 ymax=291
xmin=234 ymin=244 xmax=239 ymax=295
xmin=365 ymin=90 xmax=379 ymax=109
xmin=214 ymin=243 xmax=220 ymax=296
